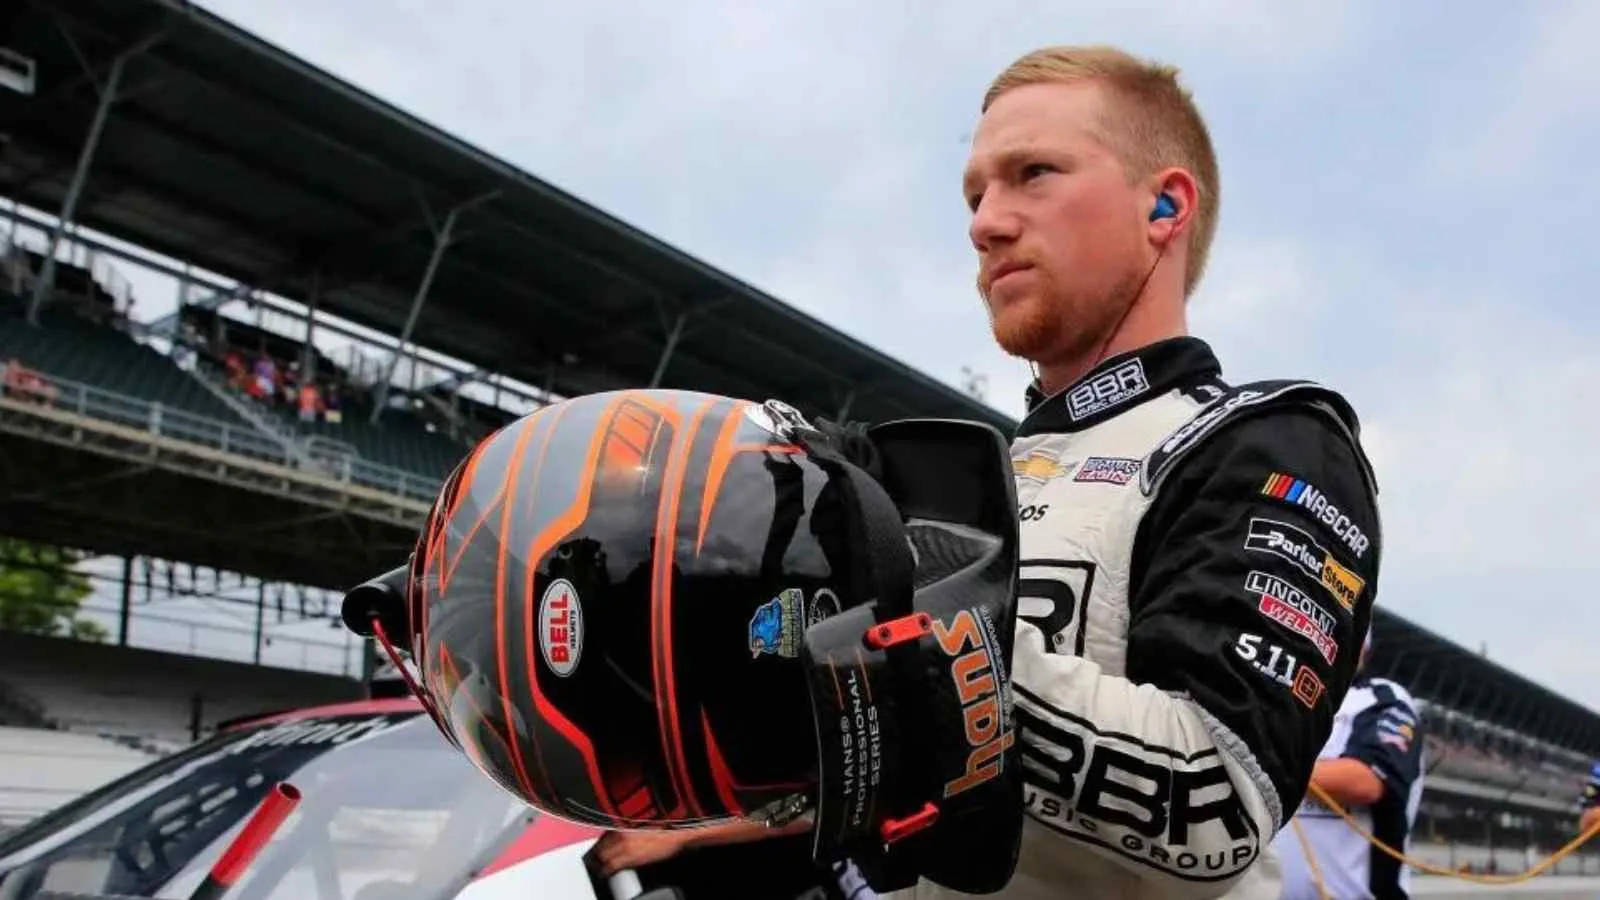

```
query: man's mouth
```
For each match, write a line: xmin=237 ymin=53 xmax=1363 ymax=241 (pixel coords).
xmin=986 ymin=262 xmax=1032 ymax=293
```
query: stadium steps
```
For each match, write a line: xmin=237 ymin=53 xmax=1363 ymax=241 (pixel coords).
xmin=184 ymin=362 xmax=314 ymax=466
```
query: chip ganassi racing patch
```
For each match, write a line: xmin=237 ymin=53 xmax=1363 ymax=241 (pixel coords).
xmin=1014 ymin=684 xmax=1261 ymax=882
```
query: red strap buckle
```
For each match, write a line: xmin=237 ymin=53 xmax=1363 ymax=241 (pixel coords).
xmin=862 ymin=612 xmax=933 ymax=650
xmin=880 ymin=802 xmax=939 ymax=844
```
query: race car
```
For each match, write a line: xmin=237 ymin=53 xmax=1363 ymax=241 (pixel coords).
xmin=0 ymin=697 xmax=852 ymax=900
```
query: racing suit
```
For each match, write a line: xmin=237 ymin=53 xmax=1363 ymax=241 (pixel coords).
xmin=892 ymin=336 xmax=1382 ymax=899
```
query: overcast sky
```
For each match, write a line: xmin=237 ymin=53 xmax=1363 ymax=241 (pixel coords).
xmin=164 ymin=0 xmax=1600 ymax=710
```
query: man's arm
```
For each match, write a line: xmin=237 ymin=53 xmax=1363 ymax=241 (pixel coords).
xmin=1013 ymin=408 xmax=1379 ymax=896
xmin=1333 ymin=679 xmax=1423 ymax=811
xmin=1580 ymin=764 xmax=1600 ymax=836
xmin=1310 ymin=758 xmax=1383 ymax=808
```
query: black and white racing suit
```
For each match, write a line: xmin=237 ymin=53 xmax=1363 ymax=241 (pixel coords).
xmin=894 ymin=337 xmax=1382 ymax=899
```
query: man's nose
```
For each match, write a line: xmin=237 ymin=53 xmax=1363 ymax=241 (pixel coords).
xmin=969 ymin=191 xmax=1021 ymax=252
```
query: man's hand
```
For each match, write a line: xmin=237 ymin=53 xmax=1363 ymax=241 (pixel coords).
xmin=592 ymin=829 xmax=695 ymax=876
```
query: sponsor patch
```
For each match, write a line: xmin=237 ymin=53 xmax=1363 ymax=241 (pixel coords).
xmin=1261 ymin=472 xmax=1370 ymax=559
xmin=1291 ymin=666 xmax=1325 ymax=709
xmin=744 ymin=399 xmax=812 ymax=439
xmin=1017 ymin=688 xmax=1260 ymax=881
xmin=539 ymin=579 xmax=584 ymax=677
xmin=1243 ymin=518 xmax=1365 ymax=611
xmin=1073 ymin=456 xmax=1140 ymax=485
xmin=749 ymin=587 xmax=806 ymax=658
xmin=1244 ymin=571 xmax=1339 ymax=665
xmin=1013 ymin=450 xmax=1075 ymax=485
xmin=1066 ymin=359 xmax=1149 ymax=421
xmin=1234 ymin=631 xmax=1325 ymax=710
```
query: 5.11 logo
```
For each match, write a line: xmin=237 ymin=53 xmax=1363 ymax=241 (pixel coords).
xmin=1233 ymin=633 xmax=1324 ymax=709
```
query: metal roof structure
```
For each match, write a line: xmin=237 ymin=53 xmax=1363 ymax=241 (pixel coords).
xmin=2 ymin=0 xmax=1596 ymax=754
xmin=1 ymin=0 xmax=1014 ymax=434
xmin=1369 ymin=608 xmax=1600 ymax=754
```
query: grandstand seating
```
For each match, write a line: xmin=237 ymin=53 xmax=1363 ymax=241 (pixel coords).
xmin=0 ymin=291 xmax=249 ymax=427
xmin=274 ymin=394 xmax=467 ymax=480
xmin=0 ymin=726 xmax=153 ymax=831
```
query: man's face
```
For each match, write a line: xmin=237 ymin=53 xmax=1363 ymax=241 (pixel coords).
xmin=963 ymin=81 xmax=1151 ymax=368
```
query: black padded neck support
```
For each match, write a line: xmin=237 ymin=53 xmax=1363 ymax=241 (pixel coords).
xmin=798 ymin=418 xmax=1022 ymax=895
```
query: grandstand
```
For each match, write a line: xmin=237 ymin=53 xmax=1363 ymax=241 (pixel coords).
xmin=0 ymin=0 xmax=1596 ymax=888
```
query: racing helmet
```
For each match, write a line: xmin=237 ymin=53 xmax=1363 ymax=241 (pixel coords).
xmin=344 ymin=389 xmax=1022 ymax=893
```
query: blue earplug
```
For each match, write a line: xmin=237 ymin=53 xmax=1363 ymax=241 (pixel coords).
xmin=1150 ymin=192 xmax=1178 ymax=221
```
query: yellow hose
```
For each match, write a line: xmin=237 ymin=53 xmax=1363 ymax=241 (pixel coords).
xmin=1295 ymin=782 xmax=1600 ymax=888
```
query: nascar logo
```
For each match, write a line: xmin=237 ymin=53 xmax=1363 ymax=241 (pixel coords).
xmin=1261 ymin=473 xmax=1370 ymax=559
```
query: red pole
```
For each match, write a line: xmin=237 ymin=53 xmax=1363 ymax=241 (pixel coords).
xmin=187 ymin=782 xmax=301 ymax=900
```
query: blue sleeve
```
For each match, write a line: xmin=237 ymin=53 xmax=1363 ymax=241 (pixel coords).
xmin=1341 ymin=682 xmax=1422 ymax=799
xmin=1583 ymin=763 xmax=1600 ymax=810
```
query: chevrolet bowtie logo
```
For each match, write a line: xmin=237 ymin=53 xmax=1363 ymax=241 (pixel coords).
xmin=1013 ymin=453 xmax=1072 ymax=483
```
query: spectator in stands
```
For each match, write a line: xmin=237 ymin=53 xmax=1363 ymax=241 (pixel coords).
xmin=250 ymin=353 xmax=275 ymax=401
xmin=2 ymin=358 xmax=57 ymax=405
xmin=1274 ymin=630 xmax=1427 ymax=899
xmin=297 ymin=380 xmax=321 ymax=423
xmin=323 ymin=383 xmax=343 ymax=423
xmin=1582 ymin=761 xmax=1600 ymax=837
xmin=224 ymin=349 xmax=247 ymax=392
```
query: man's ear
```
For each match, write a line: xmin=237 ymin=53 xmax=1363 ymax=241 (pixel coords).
xmin=1149 ymin=168 xmax=1199 ymax=245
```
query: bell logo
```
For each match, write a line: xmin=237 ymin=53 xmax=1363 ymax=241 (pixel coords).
xmin=538 ymin=579 xmax=583 ymax=677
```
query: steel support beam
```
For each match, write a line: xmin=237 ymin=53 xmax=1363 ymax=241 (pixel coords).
xmin=371 ymin=206 xmax=455 ymax=423
xmin=836 ymin=389 xmax=857 ymax=422
xmin=302 ymin=270 xmax=321 ymax=382
xmin=254 ymin=579 xmax=265 ymax=664
xmin=648 ymin=314 xmax=687 ymax=388
xmin=26 ymin=51 xmax=128 ymax=325
xmin=118 ymin=554 xmax=132 ymax=646
xmin=369 ymin=191 xmax=497 ymax=422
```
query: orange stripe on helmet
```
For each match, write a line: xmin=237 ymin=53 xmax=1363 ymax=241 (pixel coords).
xmin=652 ymin=395 xmax=716 ymax=820
xmin=519 ymin=395 xmax=629 ymax=823
xmin=695 ymin=401 xmax=752 ymax=555
xmin=440 ymin=437 xmax=518 ymax=598
xmin=493 ymin=413 xmax=551 ymax=807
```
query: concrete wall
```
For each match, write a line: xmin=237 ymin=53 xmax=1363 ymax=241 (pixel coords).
xmin=0 ymin=631 xmax=364 ymax=746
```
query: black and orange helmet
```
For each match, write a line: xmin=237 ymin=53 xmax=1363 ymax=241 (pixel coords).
xmin=345 ymin=388 xmax=1024 ymax=894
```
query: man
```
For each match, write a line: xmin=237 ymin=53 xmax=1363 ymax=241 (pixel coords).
xmin=901 ymin=46 xmax=1382 ymax=898
xmin=1581 ymin=762 xmax=1600 ymax=838
xmin=1274 ymin=633 xmax=1425 ymax=899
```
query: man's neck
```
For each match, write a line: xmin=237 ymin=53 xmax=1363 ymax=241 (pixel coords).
xmin=1037 ymin=321 xmax=1187 ymax=396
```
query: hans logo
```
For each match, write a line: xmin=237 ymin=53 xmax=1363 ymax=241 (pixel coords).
xmin=1066 ymin=360 xmax=1149 ymax=421
xmin=1261 ymin=473 xmax=1370 ymax=558
xmin=538 ymin=579 xmax=583 ymax=677
xmin=1073 ymin=456 xmax=1140 ymax=485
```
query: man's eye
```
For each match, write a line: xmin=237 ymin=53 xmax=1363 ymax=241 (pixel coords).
xmin=1021 ymin=163 xmax=1055 ymax=180
xmin=966 ymin=192 xmax=984 ymax=212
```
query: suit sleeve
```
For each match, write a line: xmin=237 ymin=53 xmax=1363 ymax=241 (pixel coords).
xmin=1008 ymin=408 xmax=1380 ymax=897
xmin=1341 ymin=680 xmax=1423 ymax=797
